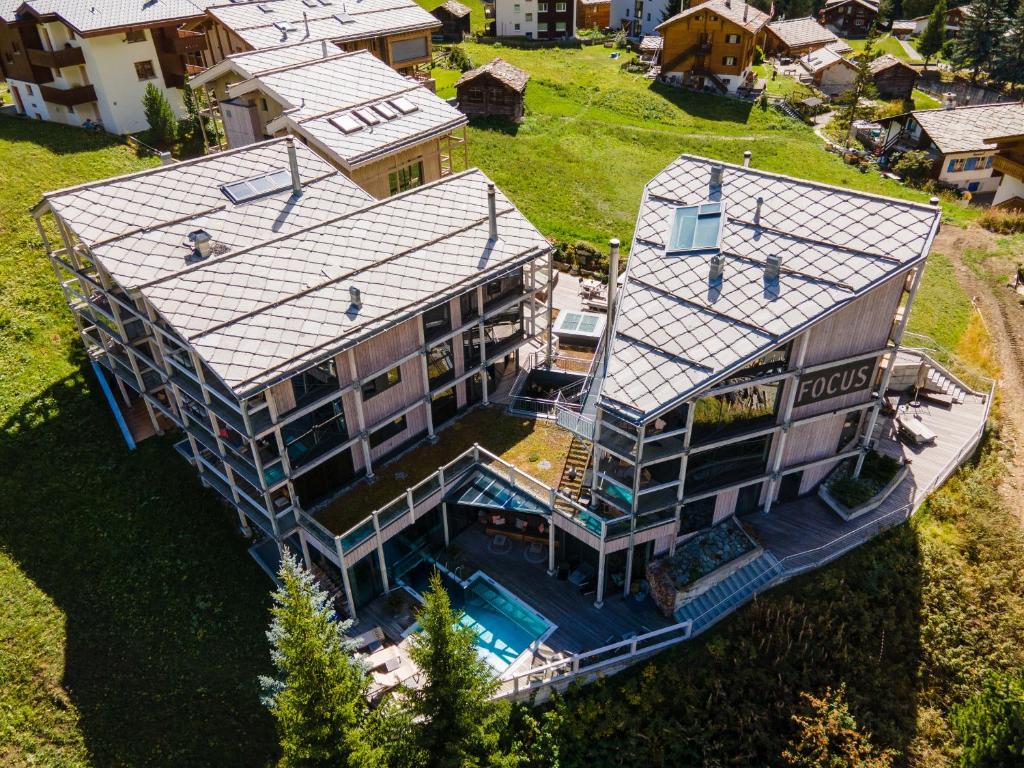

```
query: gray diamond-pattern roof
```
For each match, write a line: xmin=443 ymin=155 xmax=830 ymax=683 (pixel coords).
xmin=600 ymin=155 xmax=940 ymax=419
xmin=8 ymin=0 xmax=205 ymax=31
xmin=911 ymin=103 xmax=1024 ymax=155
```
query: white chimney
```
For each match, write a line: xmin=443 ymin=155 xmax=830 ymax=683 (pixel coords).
xmin=188 ymin=229 xmax=212 ymax=259
xmin=286 ymin=136 xmax=302 ymax=197
xmin=709 ymin=163 xmax=723 ymax=193
xmin=487 ymin=183 xmax=498 ymax=240
xmin=743 ymin=149 xmax=752 ymax=167
xmin=709 ymin=253 xmax=725 ymax=283
xmin=159 ymin=151 xmax=174 ymax=166
xmin=321 ymin=39 xmax=329 ymax=57
xmin=607 ymin=238 xmax=620 ymax=318
xmin=350 ymin=285 xmax=361 ymax=308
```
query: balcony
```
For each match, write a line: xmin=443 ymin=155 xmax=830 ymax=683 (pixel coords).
xmin=27 ymin=46 xmax=86 ymax=69
xmin=163 ymin=28 xmax=207 ymax=55
xmin=993 ymin=154 xmax=1024 ymax=181
xmin=39 ymin=84 xmax=97 ymax=107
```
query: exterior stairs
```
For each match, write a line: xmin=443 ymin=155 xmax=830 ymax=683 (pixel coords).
xmin=554 ymin=436 xmax=591 ymax=514
xmin=673 ymin=551 xmax=782 ymax=634
xmin=924 ymin=366 xmax=971 ymax=404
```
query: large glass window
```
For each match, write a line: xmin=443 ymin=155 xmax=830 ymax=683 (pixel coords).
xmin=462 ymin=329 xmax=482 ymax=369
xmin=720 ymin=343 xmax=791 ymax=387
xmin=690 ymin=381 xmax=781 ymax=445
xmin=837 ymin=410 xmax=861 ymax=451
xmin=431 ymin=387 xmax=457 ymax=426
xmin=460 ymin=290 xmax=479 ymax=322
xmin=685 ymin=435 xmax=772 ymax=495
xmin=427 ymin=341 xmax=455 ymax=389
xmin=483 ymin=272 xmax=524 ymax=311
xmin=370 ymin=415 xmax=407 ymax=448
xmin=282 ymin=398 xmax=348 ymax=469
xmin=290 ymin=357 xmax=338 ymax=410
xmin=362 ymin=366 xmax=401 ymax=400
xmin=388 ymin=160 xmax=423 ymax=195
xmin=423 ymin=303 xmax=451 ymax=342
xmin=678 ymin=497 xmax=715 ymax=536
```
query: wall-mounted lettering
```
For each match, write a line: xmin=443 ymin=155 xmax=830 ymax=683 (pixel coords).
xmin=795 ymin=358 xmax=877 ymax=407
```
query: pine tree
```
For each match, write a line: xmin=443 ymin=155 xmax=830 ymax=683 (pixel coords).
xmin=407 ymin=570 xmax=518 ymax=768
xmin=951 ymin=671 xmax=1024 ymax=768
xmin=837 ymin=30 xmax=880 ymax=146
xmin=991 ymin=0 xmax=1024 ymax=87
xmin=953 ymin=0 xmax=1009 ymax=82
xmin=782 ymin=685 xmax=896 ymax=768
xmin=259 ymin=550 xmax=370 ymax=768
xmin=917 ymin=0 xmax=948 ymax=69
xmin=181 ymin=82 xmax=203 ymax=140
xmin=661 ymin=0 xmax=682 ymax=23
xmin=141 ymin=82 xmax=177 ymax=147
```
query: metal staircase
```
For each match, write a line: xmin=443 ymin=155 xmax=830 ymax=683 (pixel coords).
xmin=673 ymin=552 xmax=782 ymax=634
xmin=553 ymin=436 xmax=592 ymax=515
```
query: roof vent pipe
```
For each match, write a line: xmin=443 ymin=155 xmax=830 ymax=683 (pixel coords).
xmin=350 ymin=285 xmax=361 ymax=308
xmin=188 ymin=229 xmax=212 ymax=259
xmin=607 ymin=238 xmax=620 ymax=319
xmin=709 ymin=163 xmax=723 ymax=196
xmin=159 ymin=150 xmax=174 ymax=166
xmin=487 ymin=183 xmax=498 ymax=240
xmin=930 ymin=196 xmax=940 ymax=206
xmin=709 ymin=253 xmax=725 ymax=283
xmin=743 ymin=149 xmax=752 ymax=167
xmin=754 ymin=196 xmax=763 ymax=227
xmin=743 ymin=4 xmax=748 ymax=21
xmin=321 ymin=39 xmax=329 ymax=57
xmin=286 ymin=136 xmax=302 ymax=196
xmin=303 ymin=11 xmax=310 ymax=37
xmin=766 ymin=253 xmax=781 ymax=281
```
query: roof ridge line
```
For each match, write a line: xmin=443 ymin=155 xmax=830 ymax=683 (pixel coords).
xmin=187 ymin=206 xmax=519 ymax=342
xmin=137 ymin=167 xmax=481 ymax=290
xmin=720 ymin=248 xmax=855 ymax=292
xmin=249 ymin=48 xmax=367 ymax=78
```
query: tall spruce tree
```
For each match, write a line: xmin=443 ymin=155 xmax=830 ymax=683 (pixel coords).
xmin=260 ymin=550 xmax=370 ymax=768
xmin=661 ymin=0 xmax=682 ymax=22
xmin=838 ymin=30 xmax=880 ymax=146
xmin=407 ymin=570 xmax=519 ymax=768
xmin=917 ymin=0 xmax=948 ymax=69
xmin=141 ymin=82 xmax=177 ymax=147
xmin=991 ymin=0 xmax=1024 ymax=87
xmin=953 ymin=0 xmax=1009 ymax=81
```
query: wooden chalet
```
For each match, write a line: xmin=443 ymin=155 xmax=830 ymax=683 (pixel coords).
xmin=869 ymin=54 xmax=918 ymax=100
xmin=764 ymin=17 xmax=844 ymax=58
xmin=455 ymin=57 xmax=529 ymax=122
xmin=431 ymin=0 xmax=472 ymax=41
xmin=819 ymin=0 xmax=878 ymax=38
xmin=577 ymin=0 xmax=612 ymax=30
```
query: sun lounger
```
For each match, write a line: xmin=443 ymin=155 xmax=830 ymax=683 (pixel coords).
xmin=350 ymin=626 xmax=385 ymax=652
xmin=896 ymin=414 xmax=936 ymax=446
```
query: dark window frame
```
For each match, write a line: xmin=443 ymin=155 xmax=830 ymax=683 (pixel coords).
xmin=369 ymin=415 xmax=408 ymax=448
xmin=362 ymin=366 xmax=402 ymax=400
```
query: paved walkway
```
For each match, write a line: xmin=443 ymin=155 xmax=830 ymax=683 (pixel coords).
xmin=552 ymin=271 xmax=585 ymax=314
xmin=897 ymin=37 xmax=923 ymax=63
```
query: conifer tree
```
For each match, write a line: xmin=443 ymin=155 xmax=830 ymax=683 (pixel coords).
xmin=953 ymin=0 xmax=1009 ymax=82
xmin=837 ymin=30 xmax=880 ymax=146
xmin=951 ymin=671 xmax=1024 ymax=768
xmin=783 ymin=685 xmax=896 ymax=768
xmin=141 ymin=82 xmax=177 ymax=147
xmin=260 ymin=550 xmax=370 ymax=768
xmin=991 ymin=0 xmax=1024 ymax=87
xmin=407 ymin=570 xmax=519 ymax=768
xmin=917 ymin=0 xmax=948 ymax=69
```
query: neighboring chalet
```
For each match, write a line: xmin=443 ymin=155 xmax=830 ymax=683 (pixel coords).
xmin=577 ymin=0 xmax=611 ymax=31
xmin=191 ymin=47 xmax=467 ymax=198
xmin=493 ymin=0 xmax=575 ymax=39
xmin=0 ymin=0 xmax=207 ymax=133
xmin=431 ymin=0 xmax=472 ymax=41
xmin=639 ymin=34 xmax=662 ymax=68
xmin=989 ymin=132 xmax=1024 ymax=210
xmin=455 ymin=57 xmax=528 ymax=122
xmin=764 ymin=17 xmax=845 ymax=58
xmin=200 ymin=0 xmax=440 ymax=77
xmin=897 ymin=5 xmax=973 ymax=39
xmin=869 ymin=53 xmax=918 ymax=100
xmin=877 ymin=102 xmax=1024 ymax=196
xmin=611 ymin=0 xmax=670 ymax=38
xmin=555 ymin=154 xmax=940 ymax=606
xmin=656 ymin=0 xmax=769 ymax=95
xmin=819 ymin=0 xmax=878 ymax=38
xmin=796 ymin=44 xmax=858 ymax=96
xmin=34 ymin=137 xmax=555 ymax=580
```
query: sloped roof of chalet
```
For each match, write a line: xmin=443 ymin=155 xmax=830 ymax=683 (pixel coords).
xmin=906 ymin=102 xmax=1024 ymax=155
xmin=656 ymin=0 xmax=769 ymax=35
xmin=799 ymin=45 xmax=857 ymax=74
xmin=436 ymin=0 xmax=471 ymax=17
xmin=639 ymin=35 xmax=663 ymax=52
xmin=825 ymin=38 xmax=853 ymax=53
xmin=3 ymin=0 xmax=205 ymax=31
xmin=823 ymin=0 xmax=878 ymax=10
xmin=455 ymin=57 xmax=529 ymax=92
xmin=869 ymin=53 xmax=917 ymax=76
xmin=597 ymin=155 xmax=940 ymax=422
xmin=909 ymin=4 xmax=972 ymax=20
xmin=206 ymin=0 xmax=439 ymax=50
xmin=239 ymin=50 xmax=466 ymax=169
xmin=766 ymin=17 xmax=839 ymax=49
xmin=142 ymin=170 xmax=550 ymax=396
xmin=40 ymin=139 xmax=373 ymax=289
xmin=190 ymin=39 xmax=345 ymax=87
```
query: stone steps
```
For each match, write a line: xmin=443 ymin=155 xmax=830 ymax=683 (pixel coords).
xmin=673 ymin=552 xmax=782 ymax=633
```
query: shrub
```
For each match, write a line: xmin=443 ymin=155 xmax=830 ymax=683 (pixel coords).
xmin=447 ymin=44 xmax=473 ymax=72
xmin=859 ymin=451 xmax=901 ymax=486
xmin=829 ymin=477 xmax=877 ymax=508
xmin=978 ymin=207 xmax=1024 ymax=234
xmin=141 ymin=82 xmax=177 ymax=148
xmin=754 ymin=45 xmax=764 ymax=65
xmin=951 ymin=671 xmax=1024 ymax=768
xmin=892 ymin=150 xmax=934 ymax=188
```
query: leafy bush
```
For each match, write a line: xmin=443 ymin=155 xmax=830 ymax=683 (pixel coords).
xmin=754 ymin=45 xmax=764 ymax=65
xmin=829 ymin=477 xmax=878 ymax=508
xmin=979 ymin=207 xmax=1024 ymax=234
xmin=892 ymin=150 xmax=935 ymax=188
xmin=860 ymin=451 xmax=901 ymax=486
xmin=951 ymin=671 xmax=1024 ymax=768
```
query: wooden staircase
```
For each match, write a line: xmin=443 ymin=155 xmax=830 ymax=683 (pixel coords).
xmin=554 ymin=436 xmax=591 ymax=514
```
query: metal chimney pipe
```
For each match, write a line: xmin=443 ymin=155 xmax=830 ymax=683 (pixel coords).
xmin=754 ymin=196 xmax=763 ymax=227
xmin=321 ymin=39 xmax=329 ymax=57
xmin=743 ymin=150 xmax=752 ymax=167
xmin=766 ymin=253 xmax=781 ymax=281
xmin=607 ymin=238 xmax=620 ymax=318
xmin=303 ymin=11 xmax=310 ymax=37
xmin=929 ymin=196 xmax=940 ymax=206
xmin=286 ymin=136 xmax=302 ymax=196
xmin=487 ymin=183 xmax=497 ymax=240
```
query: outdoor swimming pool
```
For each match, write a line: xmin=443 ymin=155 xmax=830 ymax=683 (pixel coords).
xmin=402 ymin=563 xmax=554 ymax=673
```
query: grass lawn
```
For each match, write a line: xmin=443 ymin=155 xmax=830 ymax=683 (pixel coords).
xmin=317 ymin=408 xmax=573 ymax=534
xmin=0 ymin=119 xmax=279 ymax=766
xmin=911 ymin=88 xmax=942 ymax=109
xmin=752 ymin=63 xmax=817 ymax=100
xmin=414 ymin=0 xmax=488 ymax=34
xmin=844 ymin=33 xmax=923 ymax=63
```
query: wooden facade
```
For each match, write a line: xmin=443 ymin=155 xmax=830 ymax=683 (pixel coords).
xmin=819 ymin=0 xmax=877 ymax=38
xmin=431 ymin=1 xmax=472 ymax=41
xmin=869 ymin=54 xmax=919 ymax=101
xmin=576 ymin=0 xmax=612 ymax=31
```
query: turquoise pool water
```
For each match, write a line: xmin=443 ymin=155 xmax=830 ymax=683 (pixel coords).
xmin=404 ymin=564 xmax=552 ymax=673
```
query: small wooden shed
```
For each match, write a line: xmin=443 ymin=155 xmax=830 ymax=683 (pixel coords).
xmin=869 ymin=54 xmax=919 ymax=101
xmin=455 ymin=58 xmax=529 ymax=122
xmin=431 ymin=0 xmax=472 ymax=41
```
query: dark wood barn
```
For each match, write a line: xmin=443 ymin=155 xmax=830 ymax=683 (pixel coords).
xmin=455 ymin=58 xmax=529 ymax=122
xmin=870 ymin=54 xmax=919 ymax=100
xmin=818 ymin=0 xmax=878 ymax=37
xmin=431 ymin=0 xmax=472 ymax=41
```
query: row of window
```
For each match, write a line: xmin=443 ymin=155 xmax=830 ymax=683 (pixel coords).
xmin=512 ymin=1 xmax=567 ymax=10
xmin=946 ymin=155 xmax=994 ymax=174
xmin=514 ymin=21 xmax=567 ymax=31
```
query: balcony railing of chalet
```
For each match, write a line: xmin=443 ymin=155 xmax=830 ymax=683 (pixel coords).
xmin=39 ymin=84 xmax=97 ymax=106
xmin=993 ymin=154 xmax=1024 ymax=180
xmin=163 ymin=28 xmax=207 ymax=55
xmin=27 ymin=45 xmax=85 ymax=69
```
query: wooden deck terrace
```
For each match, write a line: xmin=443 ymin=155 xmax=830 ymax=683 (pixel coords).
xmin=742 ymin=393 xmax=991 ymax=572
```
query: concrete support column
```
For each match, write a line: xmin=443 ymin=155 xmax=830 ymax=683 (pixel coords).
xmin=545 ymin=250 xmax=555 ymax=369
xmin=372 ymin=511 xmax=389 ymax=593
xmin=298 ymin=528 xmax=313 ymax=569
xmin=347 ymin=349 xmax=374 ymax=480
xmin=764 ymin=332 xmax=809 ymax=514
xmin=334 ymin=538 xmax=357 ymax=623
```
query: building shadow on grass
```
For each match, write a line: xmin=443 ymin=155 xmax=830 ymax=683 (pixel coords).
xmin=649 ymin=82 xmax=755 ymax=125
xmin=0 ymin=370 xmax=279 ymax=767
xmin=468 ymin=115 xmax=521 ymax=136
xmin=0 ymin=113 xmax=135 ymax=157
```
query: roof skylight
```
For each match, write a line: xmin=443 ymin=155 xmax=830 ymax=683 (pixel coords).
xmin=330 ymin=113 xmax=363 ymax=134
xmin=354 ymin=108 xmax=380 ymax=125
xmin=389 ymin=96 xmax=417 ymax=115
xmin=221 ymin=169 xmax=293 ymax=204
xmin=333 ymin=11 xmax=355 ymax=22
xmin=372 ymin=101 xmax=398 ymax=119
xmin=668 ymin=202 xmax=724 ymax=253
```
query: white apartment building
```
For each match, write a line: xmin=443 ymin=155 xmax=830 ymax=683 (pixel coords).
xmin=610 ymin=0 xmax=670 ymax=38
xmin=494 ymin=0 xmax=575 ymax=39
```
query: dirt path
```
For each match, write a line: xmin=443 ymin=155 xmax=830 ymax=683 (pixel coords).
xmin=932 ymin=224 xmax=1024 ymax=513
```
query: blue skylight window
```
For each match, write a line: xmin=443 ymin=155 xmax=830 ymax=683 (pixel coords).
xmin=221 ymin=169 xmax=292 ymax=204
xmin=668 ymin=202 xmax=724 ymax=253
